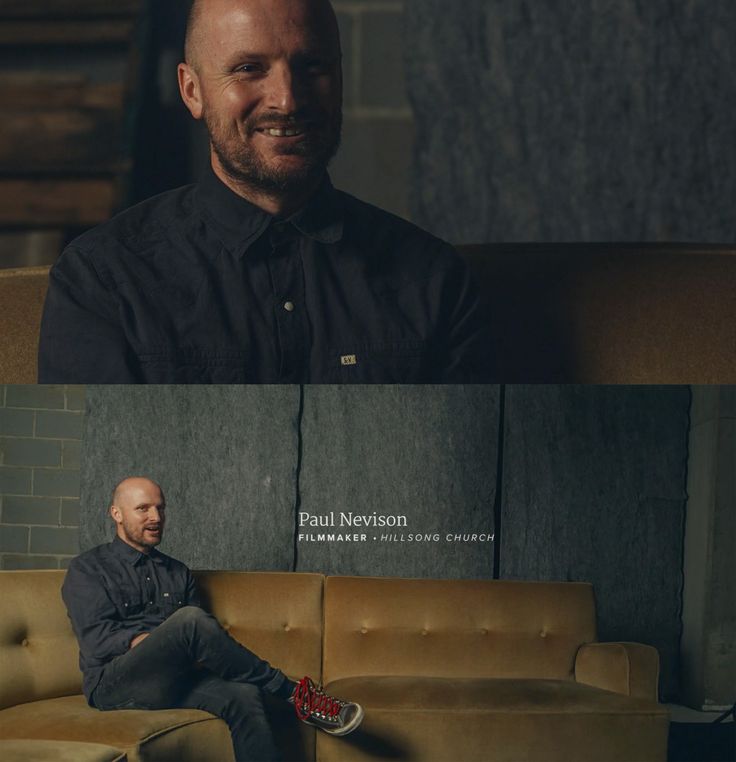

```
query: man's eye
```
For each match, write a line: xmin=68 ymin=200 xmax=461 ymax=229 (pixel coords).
xmin=235 ymin=63 xmax=261 ymax=74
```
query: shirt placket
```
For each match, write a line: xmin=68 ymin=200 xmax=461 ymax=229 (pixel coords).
xmin=141 ymin=557 xmax=155 ymax=610
xmin=267 ymin=226 xmax=310 ymax=382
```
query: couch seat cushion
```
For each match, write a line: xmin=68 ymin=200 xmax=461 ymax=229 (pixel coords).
xmin=317 ymin=677 xmax=669 ymax=762
xmin=0 ymin=694 xmax=217 ymax=746
xmin=0 ymin=694 xmax=235 ymax=762
xmin=0 ymin=738 xmax=125 ymax=762
xmin=326 ymin=675 xmax=667 ymax=714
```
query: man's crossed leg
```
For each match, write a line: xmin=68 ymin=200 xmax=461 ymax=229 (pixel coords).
xmin=92 ymin=606 xmax=362 ymax=761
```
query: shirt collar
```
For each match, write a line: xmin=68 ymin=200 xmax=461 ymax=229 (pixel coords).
xmin=196 ymin=164 xmax=344 ymax=255
xmin=111 ymin=535 xmax=166 ymax=566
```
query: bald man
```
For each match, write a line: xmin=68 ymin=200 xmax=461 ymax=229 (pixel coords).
xmin=61 ymin=477 xmax=363 ymax=762
xmin=39 ymin=0 xmax=491 ymax=384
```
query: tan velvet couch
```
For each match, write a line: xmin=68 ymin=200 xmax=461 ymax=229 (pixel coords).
xmin=0 ymin=570 xmax=669 ymax=761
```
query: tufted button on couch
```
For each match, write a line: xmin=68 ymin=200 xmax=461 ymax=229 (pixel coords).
xmin=0 ymin=570 xmax=669 ymax=761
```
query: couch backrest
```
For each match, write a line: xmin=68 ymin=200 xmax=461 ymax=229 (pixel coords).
xmin=0 ymin=571 xmax=81 ymax=710
xmin=322 ymin=577 xmax=597 ymax=684
xmin=0 ymin=569 xmax=325 ymax=710
xmin=460 ymin=243 xmax=736 ymax=383
xmin=194 ymin=571 xmax=324 ymax=681
xmin=0 ymin=265 xmax=49 ymax=384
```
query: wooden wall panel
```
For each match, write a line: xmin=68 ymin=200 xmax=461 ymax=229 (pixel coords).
xmin=0 ymin=179 xmax=117 ymax=226
xmin=0 ymin=0 xmax=142 ymax=18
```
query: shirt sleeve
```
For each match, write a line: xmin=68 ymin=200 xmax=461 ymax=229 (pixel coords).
xmin=38 ymin=245 xmax=139 ymax=383
xmin=61 ymin=558 xmax=147 ymax=662
xmin=436 ymin=246 xmax=495 ymax=383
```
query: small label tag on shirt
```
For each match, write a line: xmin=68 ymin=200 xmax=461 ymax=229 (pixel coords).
xmin=341 ymin=354 xmax=357 ymax=366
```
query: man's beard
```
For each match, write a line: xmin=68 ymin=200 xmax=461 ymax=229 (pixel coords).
xmin=205 ymin=109 xmax=342 ymax=194
xmin=123 ymin=521 xmax=161 ymax=549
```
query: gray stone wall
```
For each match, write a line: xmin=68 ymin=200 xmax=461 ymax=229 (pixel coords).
xmin=682 ymin=387 xmax=736 ymax=709
xmin=78 ymin=386 xmax=301 ymax=571
xmin=80 ymin=385 xmax=499 ymax=578
xmin=404 ymin=0 xmax=736 ymax=244
xmin=296 ymin=385 xmax=498 ymax=577
xmin=500 ymin=385 xmax=690 ymax=700
xmin=0 ymin=384 xmax=84 ymax=569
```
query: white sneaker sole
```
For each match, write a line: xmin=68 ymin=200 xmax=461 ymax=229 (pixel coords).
xmin=309 ymin=702 xmax=365 ymax=737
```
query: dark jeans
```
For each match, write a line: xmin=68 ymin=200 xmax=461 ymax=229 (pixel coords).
xmin=92 ymin=606 xmax=295 ymax=762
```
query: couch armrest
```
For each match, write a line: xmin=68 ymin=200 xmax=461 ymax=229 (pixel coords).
xmin=574 ymin=642 xmax=660 ymax=700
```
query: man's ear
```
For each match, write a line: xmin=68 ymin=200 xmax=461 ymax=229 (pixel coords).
xmin=110 ymin=505 xmax=122 ymax=525
xmin=178 ymin=62 xmax=204 ymax=120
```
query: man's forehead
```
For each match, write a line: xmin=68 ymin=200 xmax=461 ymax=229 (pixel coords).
xmin=195 ymin=0 xmax=338 ymax=47
xmin=116 ymin=479 xmax=164 ymax=505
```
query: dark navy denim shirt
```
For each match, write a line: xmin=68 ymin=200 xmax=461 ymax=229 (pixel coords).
xmin=38 ymin=168 xmax=492 ymax=384
xmin=61 ymin=536 xmax=199 ymax=704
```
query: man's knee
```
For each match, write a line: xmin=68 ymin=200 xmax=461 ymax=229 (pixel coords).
xmin=171 ymin=605 xmax=207 ymax=622
xmin=166 ymin=605 xmax=217 ymax=633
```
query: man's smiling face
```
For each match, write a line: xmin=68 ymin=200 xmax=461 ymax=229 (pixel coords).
xmin=110 ymin=477 xmax=166 ymax=554
xmin=181 ymin=0 xmax=343 ymax=198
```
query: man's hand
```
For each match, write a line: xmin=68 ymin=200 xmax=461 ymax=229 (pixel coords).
xmin=130 ymin=633 xmax=150 ymax=649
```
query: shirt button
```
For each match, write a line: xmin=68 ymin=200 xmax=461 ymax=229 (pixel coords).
xmin=283 ymin=301 xmax=295 ymax=312
xmin=146 ymin=577 xmax=150 ymax=581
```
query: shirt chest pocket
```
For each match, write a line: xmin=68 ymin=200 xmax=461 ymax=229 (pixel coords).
xmin=329 ymin=340 xmax=428 ymax=383
xmin=137 ymin=351 xmax=250 ymax=383
xmin=161 ymin=590 xmax=187 ymax=615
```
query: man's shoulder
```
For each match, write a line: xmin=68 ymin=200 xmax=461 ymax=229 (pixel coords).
xmin=152 ymin=548 xmax=191 ymax=574
xmin=66 ymin=184 xmax=198 ymax=259
xmin=65 ymin=542 xmax=112 ymax=575
xmin=338 ymin=191 xmax=448 ymax=248
xmin=336 ymin=190 xmax=466 ymax=277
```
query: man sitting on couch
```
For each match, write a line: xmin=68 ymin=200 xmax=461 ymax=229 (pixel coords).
xmin=61 ymin=476 xmax=363 ymax=762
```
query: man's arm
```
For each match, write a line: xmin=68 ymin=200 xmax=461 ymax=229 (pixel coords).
xmin=184 ymin=567 xmax=203 ymax=608
xmin=38 ymin=246 xmax=139 ymax=383
xmin=437 ymin=247 xmax=495 ymax=382
xmin=62 ymin=559 xmax=148 ymax=660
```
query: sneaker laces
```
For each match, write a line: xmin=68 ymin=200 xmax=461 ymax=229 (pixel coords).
xmin=292 ymin=676 xmax=343 ymax=722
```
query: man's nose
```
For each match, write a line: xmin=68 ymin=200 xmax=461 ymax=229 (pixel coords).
xmin=149 ymin=507 xmax=162 ymax=523
xmin=265 ymin=64 xmax=304 ymax=113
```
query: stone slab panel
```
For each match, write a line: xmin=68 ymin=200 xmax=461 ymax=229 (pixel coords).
xmin=404 ymin=0 xmax=736 ymax=243
xmin=80 ymin=387 xmax=301 ymax=571
xmin=501 ymin=385 xmax=690 ymax=700
xmin=297 ymin=385 xmax=499 ymax=578
xmin=360 ymin=11 xmax=408 ymax=109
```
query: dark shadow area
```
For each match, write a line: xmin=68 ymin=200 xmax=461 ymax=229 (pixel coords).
xmin=128 ymin=0 xmax=192 ymax=204
xmin=331 ymin=726 xmax=408 ymax=760
xmin=668 ymin=718 xmax=735 ymax=762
